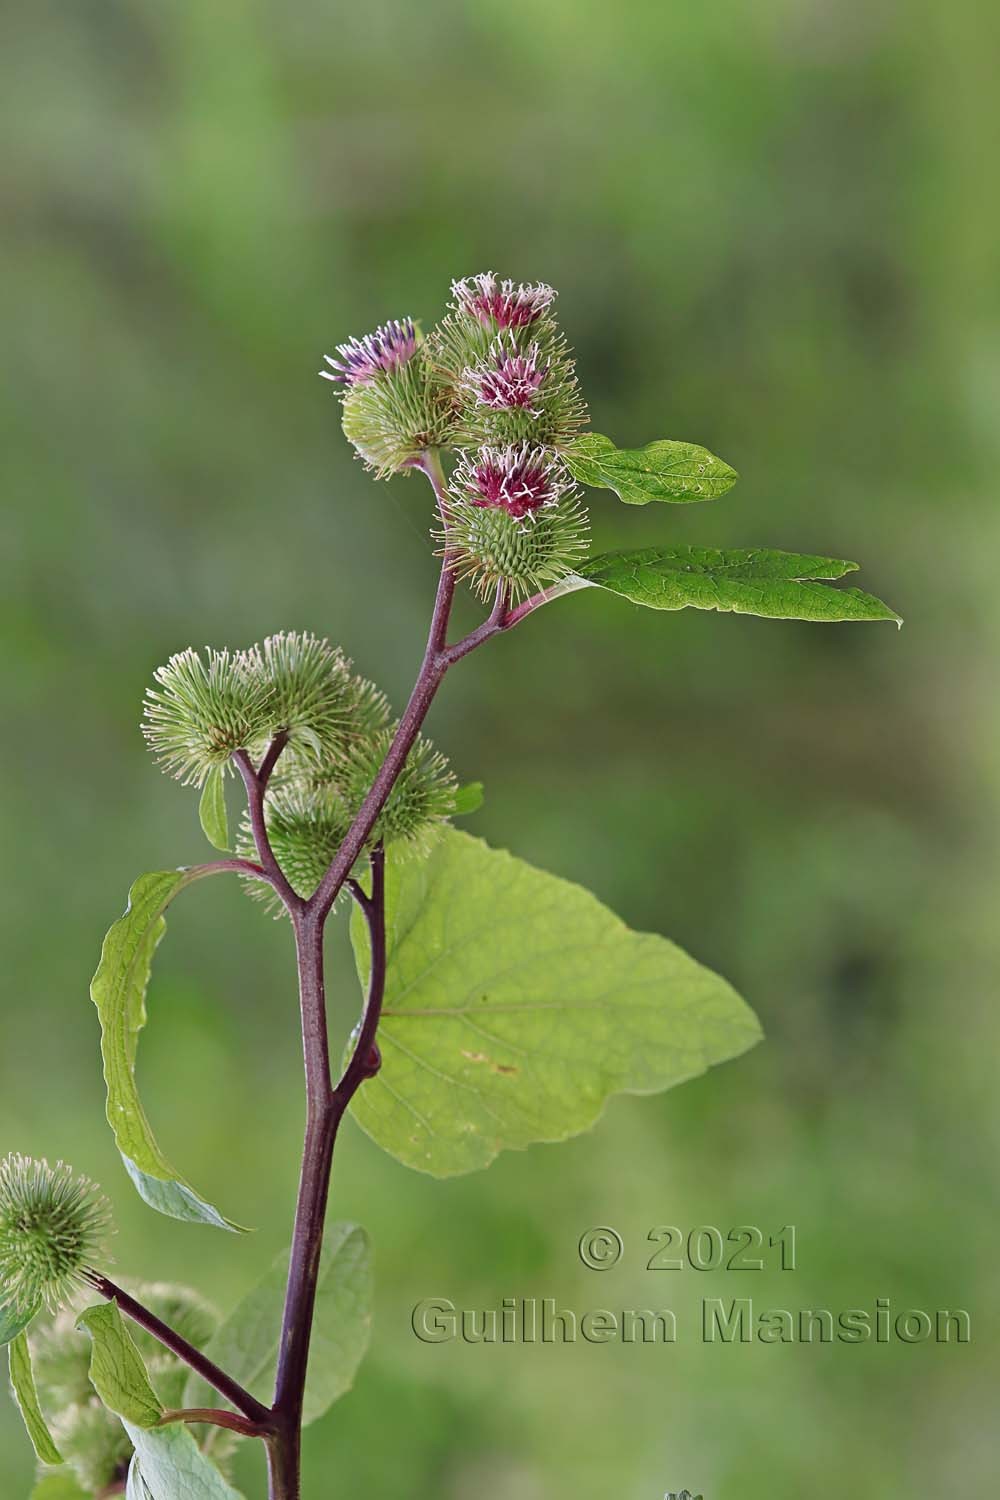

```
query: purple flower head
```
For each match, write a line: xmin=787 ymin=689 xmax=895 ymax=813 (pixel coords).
xmin=451 ymin=273 xmax=556 ymax=331
xmin=320 ymin=318 xmax=417 ymax=387
xmin=456 ymin=444 xmax=570 ymax=521
xmin=462 ymin=338 xmax=548 ymax=415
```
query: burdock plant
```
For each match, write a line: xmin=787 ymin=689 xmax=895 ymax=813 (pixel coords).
xmin=3 ymin=273 xmax=900 ymax=1499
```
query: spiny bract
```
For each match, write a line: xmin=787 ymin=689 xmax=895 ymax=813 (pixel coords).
xmin=255 ymin=631 xmax=381 ymax=767
xmin=142 ymin=646 xmax=272 ymax=786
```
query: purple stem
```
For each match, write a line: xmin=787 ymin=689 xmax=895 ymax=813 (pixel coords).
xmin=160 ymin=1408 xmax=266 ymax=1438
xmin=266 ymin=852 xmax=387 ymax=1498
xmin=233 ymin=735 xmax=303 ymax=914
xmin=137 ymin=452 xmax=566 ymax=1498
xmin=193 ymin=857 xmax=266 ymax=878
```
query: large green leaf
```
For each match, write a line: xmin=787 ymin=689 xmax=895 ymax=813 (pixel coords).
xmin=349 ymin=829 xmax=761 ymax=1176
xmin=77 ymin=1302 xmax=163 ymax=1428
xmin=564 ymin=433 xmax=737 ymax=504
xmin=198 ymin=767 xmax=230 ymax=851
xmin=184 ymin=1223 xmax=372 ymax=1425
xmin=122 ymin=1424 xmax=244 ymax=1500
xmin=91 ymin=870 xmax=246 ymax=1230
xmin=0 ymin=1297 xmax=38 ymax=1347
xmin=576 ymin=546 xmax=902 ymax=624
xmin=8 ymin=1330 xmax=62 ymax=1465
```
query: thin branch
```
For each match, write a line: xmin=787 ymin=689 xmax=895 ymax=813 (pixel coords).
xmin=160 ymin=1408 xmax=267 ymax=1439
xmin=257 ymin=729 xmax=290 ymax=789
xmin=232 ymin=746 xmax=302 ymax=914
xmin=420 ymin=449 xmax=460 ymax=653
xmin=501 ymin=575 xmax=592 ymax=630
xmin=336 ymin=844 xmax=387 ymax=1098
xmin=345 ymin=876 xmax=372 ymax=915
xmin=86 ymin=1274 xmax=273 ymax=1429
xmin=270 ymin=920 xmax=340 ymax=1453
xmin=441 ymin=581 xmax=509 ymax=666
xmin=185 ymin=857 xmax=267 ymax=880
xmin=290 ymin=908 xmax=332 ymax=1110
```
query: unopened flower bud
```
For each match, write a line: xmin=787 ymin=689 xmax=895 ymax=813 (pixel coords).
xmin=0 ymin=1156 xmax=112 ymax=1316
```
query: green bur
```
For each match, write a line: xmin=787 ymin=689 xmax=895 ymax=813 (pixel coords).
xmin=28 ymin=1285 xmax=231 ymax=1497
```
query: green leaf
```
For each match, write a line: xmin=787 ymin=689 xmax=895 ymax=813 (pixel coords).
xmin=198 ymin=767 xmax=230 ymax=851
xmin=349 ymin=829 xmax=761 ymax=1177
xmin=564 ymin=433 xmax=737 ymax=504
xmin=77 ymin=1302 xmax=163 ymax=1428
xmin=576 ymin=546 xmax=902 ymax=624
xmin=452 ymin=781 xmax=485 ymax=816
xmin=123 ymin=1423 xmax=244 ymax=1500
xmin=0 ymin=1297 xmax=38 ymax=1346
xmin=30 ymin=1475 xmax=90 ymax=1500
xmin=8 ymin=1330 xmax=62 ymax=1465
xmin=184 ymin=1223 xmax=372 ymax=1425
xmin=91 ymin=870 xmax=247 ymax=1231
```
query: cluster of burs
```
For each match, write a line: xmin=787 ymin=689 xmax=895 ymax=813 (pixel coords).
xmin=321 ymin=271 xmax=592 ymax=601
xmin=143 ymin=632 xmax=459 ymax=898
xmin=34 ymin=1285 xmax=232 ymax=1493
xmin=0 ymin=1155 xmax=219 ymax=1495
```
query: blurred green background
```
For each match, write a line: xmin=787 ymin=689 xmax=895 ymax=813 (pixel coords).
xmin=3 ymin=0 xmax=998 ymax=1494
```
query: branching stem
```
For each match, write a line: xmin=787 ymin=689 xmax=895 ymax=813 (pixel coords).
xmin=117 ymin=450 xmax=563 ymax=1499
xmin=261 ymin=450 xmax=567 ymax=1495
xmin=267 ymin=851 xmax=387 ymax=1498
xmin=308 ymin=452 xmax=515 ymax=922
xmin=234 ymin=734 xmax=302 ymax=914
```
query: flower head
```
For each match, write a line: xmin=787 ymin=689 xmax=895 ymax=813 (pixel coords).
xmin=0 ymin=1156 xmax=112 ymax=1315
xmin=443 ymin=490 xmax=590 ymax=604
xmin=454 ymin=443 xmax=572 ymax=520
xmin=461 ymin=338 xmax=548 ymax=415
xmin=320 ymin=318 xmax=418 ymax=386
xmin=451 ymin=273 xmax=556 ymax=331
